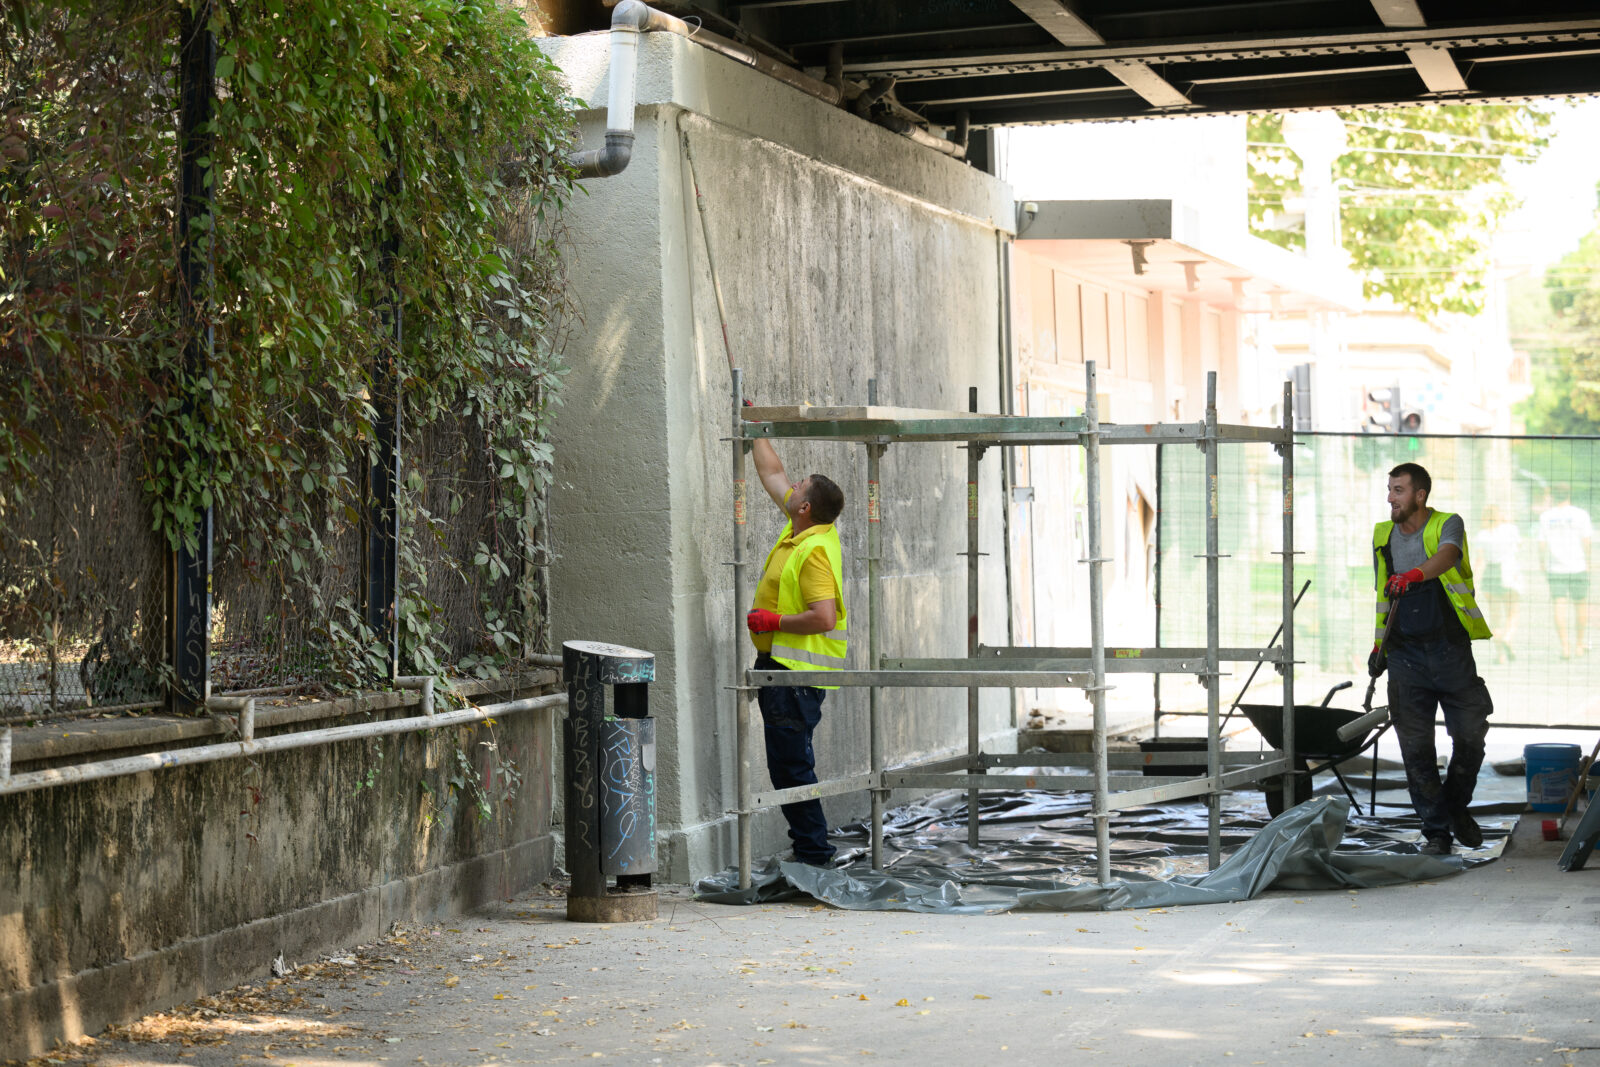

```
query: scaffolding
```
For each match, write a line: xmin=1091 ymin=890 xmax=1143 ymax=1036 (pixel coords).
xmin=730 ymin=361 xmax=1298 ymax=889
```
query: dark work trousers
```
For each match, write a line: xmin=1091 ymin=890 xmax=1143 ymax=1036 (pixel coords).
xmin=753 ymin=652 xmax=835 ymax=864
xmin=1385 ymin=637 xmax=1493 ymax=840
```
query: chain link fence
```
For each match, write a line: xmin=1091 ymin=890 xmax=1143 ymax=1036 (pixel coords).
xmin=1159 ymin=433 xmax=1600 ymax=728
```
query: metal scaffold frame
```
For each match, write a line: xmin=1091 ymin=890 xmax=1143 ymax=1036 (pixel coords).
xmin=729 ymin=361 xmax=1298 ymax=889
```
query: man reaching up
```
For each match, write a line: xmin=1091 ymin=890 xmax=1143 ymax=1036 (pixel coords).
xmin=746 ymin=434 xmax=848 ymax=867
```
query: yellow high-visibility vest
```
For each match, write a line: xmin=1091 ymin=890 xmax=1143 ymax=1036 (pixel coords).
xmin=759 ymin=520 xmax=848 ymax=686
xmin=1372 ymin=510 xmax=1492 ymax=643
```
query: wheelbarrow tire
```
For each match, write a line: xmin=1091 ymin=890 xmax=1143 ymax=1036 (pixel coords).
xmin=1265 ymin=772 xmax=1315 ymax=817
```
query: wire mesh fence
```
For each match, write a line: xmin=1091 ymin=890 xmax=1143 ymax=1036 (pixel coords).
xmin=1159 ymin=433 xmax=1600 ymax=728
xmin=1 ymin=410 xmax=550 ymax=723
xmin=0 ymin=414 xmax=167 ymax=719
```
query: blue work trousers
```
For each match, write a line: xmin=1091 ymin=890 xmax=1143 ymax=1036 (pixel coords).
xmin=754 ymin=653 xmax=835 ymax=864
xmin=1386 ymin=638 xmax=1493 ymax=840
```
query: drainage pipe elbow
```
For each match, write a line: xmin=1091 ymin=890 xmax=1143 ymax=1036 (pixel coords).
xmin=572 ymin=130 xmax=636 ymax=179
xmin=570 ymin=2 xmax=687 ymax=180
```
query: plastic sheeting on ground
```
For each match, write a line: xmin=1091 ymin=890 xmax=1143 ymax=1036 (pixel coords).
xmin=695 ymin=791 xmax=1513 ymax=914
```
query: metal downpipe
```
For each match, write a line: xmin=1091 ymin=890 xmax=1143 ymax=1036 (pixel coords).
xmin=569 ymin=0 xmax=841 ymax=180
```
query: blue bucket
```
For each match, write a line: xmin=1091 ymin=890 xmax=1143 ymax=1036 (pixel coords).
xmin=1525 ymin=743 xmax=1583 ymax=812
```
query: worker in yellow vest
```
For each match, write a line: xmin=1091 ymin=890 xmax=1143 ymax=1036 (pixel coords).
xmin=1369 ymin=462 xmax=1494 ymax=856
xmin=746 ymin=432 xmax=848 ymax=867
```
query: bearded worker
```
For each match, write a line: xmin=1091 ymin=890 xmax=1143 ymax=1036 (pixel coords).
xmin=745 ymin=433 xmax=847 ymax=867
xmin=1369 ymin=462 xmax=1494 ymax=855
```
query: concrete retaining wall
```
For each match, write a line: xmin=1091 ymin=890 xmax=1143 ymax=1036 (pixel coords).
xmin=0 ymin=678 xmax=558 ymax=1060
xmin=542 ymin=32 xmax=1018 ymax=880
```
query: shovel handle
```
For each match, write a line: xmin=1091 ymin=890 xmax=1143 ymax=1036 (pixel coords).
xmin=1337 ymin=705 xmax=1389 ymax=743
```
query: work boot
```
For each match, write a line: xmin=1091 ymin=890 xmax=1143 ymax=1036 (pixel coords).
xmin=1420 ymin=835 xmax=1452 ymax=856
xmin=1450 ymin=808 xmax=1483 ymax=849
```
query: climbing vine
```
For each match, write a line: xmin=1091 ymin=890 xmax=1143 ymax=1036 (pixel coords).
xmin=2 ymin=0 xmax=576 ymax=690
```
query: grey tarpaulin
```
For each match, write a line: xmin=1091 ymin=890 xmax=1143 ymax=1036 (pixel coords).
xmin=695 ymin=793 xmax=1511 ymax=914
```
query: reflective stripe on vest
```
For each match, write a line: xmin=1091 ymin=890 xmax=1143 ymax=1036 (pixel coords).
xmin=760 ymin=521 xmax=849 ymax=687
xmin=1372 ymin=510 xmax=1492 ymax=642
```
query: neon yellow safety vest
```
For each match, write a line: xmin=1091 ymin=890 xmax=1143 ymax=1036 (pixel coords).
xmin=758 ymin=521 xmax=848 ymax=686
xmin=1372 ymin=510 xmax=1491 ymax=643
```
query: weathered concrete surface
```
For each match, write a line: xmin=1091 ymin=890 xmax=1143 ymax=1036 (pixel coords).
xmin=22 ymin=811 xmax=1600 ymax=1066
xmin=542 ymin=32 xmax=1017 ymax=884
xmin=0 ymin=681 xmax=558 ymax=1061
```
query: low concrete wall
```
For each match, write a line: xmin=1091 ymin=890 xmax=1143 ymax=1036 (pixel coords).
xmin=0 ymin=676 xmax=558 ymax=1060
xmin=543 ymin=32 xmax=1017 ymax=880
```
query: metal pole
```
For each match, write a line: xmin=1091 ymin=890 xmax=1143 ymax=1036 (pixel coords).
xmin=1281 ymin=379 xmax=1297 ymax=813
xmin=1084 ymin=362 xmax=1111 ymax=884
xmin=867 ymin=378 xmax=885 ymax=870
xmin=682 ymin=127 xmax=738 ymax=375
xmin=0 ymin=692 xmax=565 ymax=797
xmin=170 ymin=0 xmax=215 ymax=714
xmin=1153 ymin=442 xmax=1163 ymax=739
xmin=366 ymin=155 xmax=402 ymax=681
xmin=966 ymin=386 xmax=981 ymax=849
xmin=732 ymin=369 xmax=753 ymax=889
xmin=1205 ymin=371 xmax=1222 ymax=869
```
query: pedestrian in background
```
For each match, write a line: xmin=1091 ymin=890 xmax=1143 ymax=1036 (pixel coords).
xmin=1538 ymin=482 xmax=1593 ymax=659
xmin=1478 ymin=502 xmax=1523 ymax=662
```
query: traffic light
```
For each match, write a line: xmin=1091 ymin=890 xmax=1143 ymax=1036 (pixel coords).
xmin=1366 ymin=385 xmax=1402 ymax=433
xmin=1399 ymin=409 xmax=1423 ymax=434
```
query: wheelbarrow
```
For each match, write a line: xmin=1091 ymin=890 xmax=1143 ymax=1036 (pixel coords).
xmin=1238 ymin=681 xmax=1393 ymax=817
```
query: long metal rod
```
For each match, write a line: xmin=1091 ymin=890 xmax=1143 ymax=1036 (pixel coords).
xmin=0 ymin=693 xmax=564 ymax=797
xmin=1281 ymin=380 xmax=1297 ymax=813
xmin=752 ymin=773 xmax=876 ymax=810
xmin=1205 ymin=371 xmax=1222 ymax=868
xmin=1153 ymin=441 xmax=1163 ymax=738
xmin=171 ymin=1 xmax=216 ymax=714
xmin=732 ymin=369 xmax=753 ymax=889
xmin=1219 ymin=578 xmax=1311 ymax=733
xmin=748 ymin=669 xmax=1094 ymax=687
xmin=1084 ymin=361 xmax=1111 ymax=885
xmin=682 ymin=127 xmax=738 ymax=374
xmin=966 ymin=386 xmax=982 ymax=849
xmin=884 ymin=761 xmax=1291 ymax=803
xmin=867 ymin=378 xmax=885 ymax=870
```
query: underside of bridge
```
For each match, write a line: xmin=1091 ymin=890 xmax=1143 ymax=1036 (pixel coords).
xmin=575 ymin=1 xmax=1600 ymax=132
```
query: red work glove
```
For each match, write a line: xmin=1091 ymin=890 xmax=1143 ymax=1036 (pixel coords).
xmin=746 ymin=608 xmax=781 ymax=634
xmin=1385 ymin=567 xmax=1425 ymax=597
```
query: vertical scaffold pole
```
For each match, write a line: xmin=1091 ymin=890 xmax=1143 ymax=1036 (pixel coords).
xmin=867 ymin=379 xmax=885 ymax=870
xmin=966 ymin=387 xmax=982 ymax=849
xmin=1084 ymin=362 xmax=1111 ymax=884
xmin=732 ymin=369 xmax=752 ymax=889
xmin=1205 ymin=371 xmax=1222 ymax=869
xmin=1281 ymin=379 xmax=1297 ymax=812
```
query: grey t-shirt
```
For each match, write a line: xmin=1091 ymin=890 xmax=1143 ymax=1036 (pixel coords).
xmin=1388 ymin=512 xmax=1464 ymax=573
xmin=1383 ymin=511 xmax=1467 ymax=641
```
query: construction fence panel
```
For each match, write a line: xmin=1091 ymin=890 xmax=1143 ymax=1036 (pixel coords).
xmin=1159 ymin=433 xmax=1600 ymax=729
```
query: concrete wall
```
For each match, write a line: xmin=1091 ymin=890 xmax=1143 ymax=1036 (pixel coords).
xmin=0 ymin=681 xmax=557 ymax=1060
xmin=543 ymin=33 xmax=1017 ymax=881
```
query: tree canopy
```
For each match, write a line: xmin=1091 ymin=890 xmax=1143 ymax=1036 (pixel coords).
xmin=1249 ymin=105 xmax=1554 ymax=319
xmin=1514 ymin=192 xmax=1600 ymax=434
